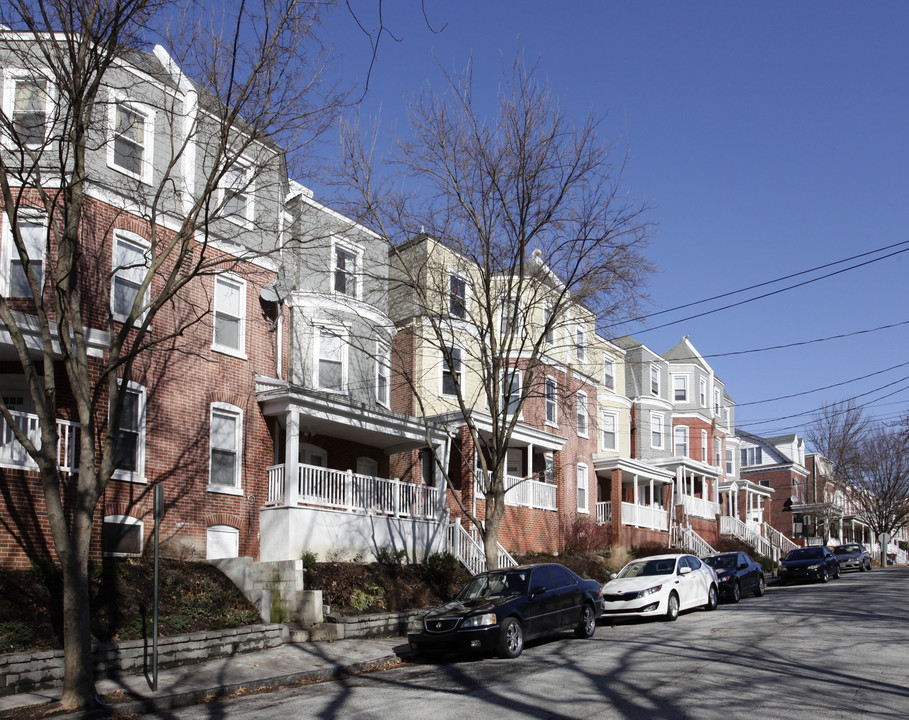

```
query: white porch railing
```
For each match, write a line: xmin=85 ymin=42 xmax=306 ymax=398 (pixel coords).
xmin=474 ymin=470 xmax=557 ymax=511
xmin=763 ymin=522 xmax=798 ymax=554
xmin=681 ymin=495 xmax=719 ymax=520
xmin=266 ymin=462 xmax=439 ymax=520
xmin=621 ymin=502 xmax=669 ymax=531
xmin=0 ymin=411 xmax=79 ymax=473
xmin=804 ymin=537 xmax=825 ymax=547
xmin=596 ymin=501 xmax=612 ymax=526
xmin=672 ymin=524 xmax=715 ymax=557
xmin=446 ymin=518 xmax=518 ymax=575
xmin=720 ymin=515 xmax=775 ymax=559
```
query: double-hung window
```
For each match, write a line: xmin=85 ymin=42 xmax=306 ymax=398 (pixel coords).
xmin=650 ymin=364 xmax=661 ymax=396
xmin=576 ymin=391 xmax=588 ymax=437
xmin=601 ymin=410 xmax=617 ymax=451
xmin=577 ymin=463 xmax=589 ymax=513
xmin=726 ymin=449 xmax=734 ymax=475
xmin=545 ymin=377 xmax=557 ymax=425
xmin=10 ymin=76 xmax=49 ymax=147
xmin=674 ymin=426 xmax=689 ymax=457
xmin=699 ymin=377 xmax=707 ymax=407
xmin=575 ymin=325 xmax=587 ymax=362
xmin=673 ymin=375 xmax=687 ymax=402
xmin=542 ymin=301 xmax=554 ymax=346
xmin=113 ymin=382 xmax=146 ymax=482
xmin=213 ymin=275 xmax=246 ymax=356
xmin=714 ymin=389 xmax=721 ymax=415
xmin=441 ymin=345 xmax=462 ymax=397
xmin=3 ymin=212 xmax=45 ymax=297
xmin=701 ymin=430 xmax=709 ymax=463
xmin=449 ymin=274 xmax=467 ymax=319
xmin=220 ymin=163 xmax=253 ymax=225
xmin=111 ymin=231 xmax=150 ymax=322
xmin=109 ymin=99 xmax=153 ymax=182
xmin=651 ymin=412 xmax=664 ymax=449
xmin=209 ymin=403 xmax=242 ymax=492
xmin=603 ymin=357 xmax=615 ymax=391
xmin=317 ymin=328 xmax=345 ymax=391
xmin=333 ymin=241 xmax=359 ymax=298
xmin=502 ymin=370 xmax=521 ymax=416
xmin=376 ymin=343 xmax=390 ymax=407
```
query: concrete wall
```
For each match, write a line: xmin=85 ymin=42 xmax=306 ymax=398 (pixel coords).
xmin=259 ymin=505 xmax=448 ymax=563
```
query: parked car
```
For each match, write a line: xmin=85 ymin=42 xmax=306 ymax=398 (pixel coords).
xmin=833 ymin=543 xmax=872 ymax=572
xmin=778 ymin=546 xmax=840 ymax=584
xmin=600 ymin=554 xmax=718 ymax=622
xmin=407 ymin=563 xmax=604 ymax=659
xmin=703 ymin=551 xmax=765 ymax=602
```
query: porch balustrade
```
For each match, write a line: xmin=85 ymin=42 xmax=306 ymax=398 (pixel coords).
xmin=681 ymin=494 xmax=719 ymax=520
xmin=596 ymin=501 xmax=612 ymax=525
xmin=474 ymin=470 xmax=557 ymax=511
xmin=621 ymin=501 xmax=669 ymax=531
xmin=0 ymin=410 xmax=79 ymax=473
xmin=266 ymin=462 xmax=439 ymax=520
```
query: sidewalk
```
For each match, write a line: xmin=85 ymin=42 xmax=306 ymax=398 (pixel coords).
xmin=0 ymin=636 xmax=408 ymax=718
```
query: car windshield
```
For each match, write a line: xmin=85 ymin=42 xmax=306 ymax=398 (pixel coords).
xmin=457 ymin=570 xmax=529 ymax=600
xmin=834 ymin=545 xmax=861 ymax=555
xmin=786 ymin=548 xmax=823 ymax=560
xmin=617 ymin=558 xmax=677 ymax=578
xmin=704 ymin=554 xmax=738 ymax=570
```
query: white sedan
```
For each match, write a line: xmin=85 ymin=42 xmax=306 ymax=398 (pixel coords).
xmin=601 ymin=553 xmax=718 ymax=621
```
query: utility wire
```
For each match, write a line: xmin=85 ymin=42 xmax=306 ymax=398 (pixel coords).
xmin=605 ymin=237 xmax=909 ymax=329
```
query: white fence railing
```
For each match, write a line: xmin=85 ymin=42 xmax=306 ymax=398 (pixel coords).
xmin=720 ymin=515 xmax=775 ymax=559
xmin=474 ymin=470 xmax=557 ymax=511
xmin=763 ymin=522 xmax=798 ymax=554
xmin=622 ymin=501 xmax=669 ymax=531
xmin=446 ymin=518 xmax=518 ymax=575
xmin=266 ymin=462 xmax=439 ymax=520
xmin=596 ymin=501 xmax=612 ymax=526
xmin=0 ymin=411 xmax=79 ymax=473
xmin=681 ymin=495 xmax=719 ymax=520
xmin=672 ymin=524 xmax=715 ymax=557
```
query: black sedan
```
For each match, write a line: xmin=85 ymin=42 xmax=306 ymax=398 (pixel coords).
xmin=833 ymin=543 xmax=873 ymax=572
xmin=703 ymin=551 xmax=765 ymax=602
xmin=407 ymin=563 xmax=604 ymax=659
xmin=778 ymin=546 xmax=840 ymax=585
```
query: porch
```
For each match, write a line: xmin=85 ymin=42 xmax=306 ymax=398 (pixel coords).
xmin=474 ymin=469 xmax=557 ymax=511
xmin=595 ymin=500 xmax=669 ymax=531
xmin=0 ymin=409 xmax=80 ymax=473
xmin=592 ymin=456 xmax=674 ymax=535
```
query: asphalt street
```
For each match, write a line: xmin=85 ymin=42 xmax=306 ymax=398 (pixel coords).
xmin=140 ymin=567 xmax=909 ymax=719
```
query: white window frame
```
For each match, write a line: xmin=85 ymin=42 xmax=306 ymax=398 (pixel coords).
xmin=206 ymin=525 xmax=240 ymax=560
xmin=499 ymin=295 xmax=522 ymax=338
xmin=111 ymin=230 xmax=150 ymax=323
xmin=502 ymin=369 xmax=522 ymax=418
xmin=715 ymin=437 xmax=722 ymax=467
xmin=107 ymin=92 xmax=155 ymax=184
xmin=674 ymin=426 xmax=689 ymax=458
xmin=601 ymin=409 xmax=618 ymax=451
xmin=672 ymin=374 xmax=688 ymax=402
xmin=2 ymin=69 xmax=54 ymax=149
xmin=375 ymin=341 xmax=390 ymax=407
xmin=577 ymin=463 xmax=589 ymax=513
xmin=1 ymin=209 xmax=46 ymax=297
xmin=448 ymin=271 xmax=469 ymax=320
xmin=544 ymin=376 xmax=558 ymax=426
xmin=440 ymin=344 xmax=463 ymax=398
xmin=208 ymin=402 xmax=243 ymax=494
xmin=102 ymin=515 xmax=144 ymax=557
xmin=726 ymin=449 xmax=734 ymax=475
xmin=219 ymin=161 xmax=255 ymax=227
xmin=650 ymin=364 xmax=661 ymax=396
xmin=315 ymin=326 xmax=348 ymax=393
xmin=576 ymin=391 xmax=589 ymax=438
xmin=575 ymin=324 xmax=587 ymax=362
xmin=542 ymin=300 xmax=555 ymax=346
xmin=603 ymin=356 xmax=615 ymax=392
xmin=212 ymin=274 xmax=247 ymax=358
xmin=699 ymin=377 xmax=707 ymax=407
xmin=650 ymin=412 xmax=664 ymax=449
xmin=332 ymin=237 xmax=362 ymax=300
xmin=701 ymin=429 xmax=709 ymax=463
xmin=111 ymin=381 xmax=146 ymax=484
xmin=714 ymin=388 xmax=721 ymax=415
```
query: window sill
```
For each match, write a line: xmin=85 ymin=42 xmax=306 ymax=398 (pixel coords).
xmin=212 ymin=344 xmax=248 ymax=361
xmin=108 ymin=161 xmax=151 ymax=185
xmin=544 ymin=420 xmax=558 ymax=429
xmin=577 ymin=507 xmax=590 ymax=515
xmin=112 ymin=471 xmax=147 ymax=484
xmin=207 ymin=484 xmax=243 ymax=496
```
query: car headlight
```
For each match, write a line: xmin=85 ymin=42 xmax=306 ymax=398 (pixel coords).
xmin=461 ymin=613 xmax=497 ymax=628
xmin=807 ymin=563 xmax=822 ymax=570
xmin=636 ymin=585 xmax=662 ymax=598
xmin=719 ymin=574 xmax=734 ymax=583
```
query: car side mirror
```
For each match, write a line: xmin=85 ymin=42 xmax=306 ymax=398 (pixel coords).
xmin=679 ymin=566 xmax=692 ymax=576
xmin=531 ymin=585 xmax=548 ymax=598
xmin=738 ymin=563 xmax=748 ymax=570
xmin=609 ymin=572 xmax=617 ymax=580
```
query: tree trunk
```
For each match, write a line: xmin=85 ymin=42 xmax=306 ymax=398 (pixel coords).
xmin=58 ymin=538 xmax=96 ymax=709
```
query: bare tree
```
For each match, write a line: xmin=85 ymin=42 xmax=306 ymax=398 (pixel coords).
xmin=338 ymin=55 xmax=652 ymax=569
xmin=0 ymin=0 xmax=343 ymax=710
xmin=806 ymin=400 xmax=871 ymax=487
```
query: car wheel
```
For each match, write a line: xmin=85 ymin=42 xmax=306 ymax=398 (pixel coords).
xmin=497 ymin=617 xmax=524 ymax=659
xmin=833 ymin=565 xmax=840 ymax=579
xmin=754 ymin=575 xmax=765 ymax=597
xmin=730 ymin=581 xmax=741 ymax=603
xmin=819 ymin=567 xmax=829 ymax=583
xmin=575 ymin=603 xmax=596 ymax=639
xmin=866 ymin=560 xmax=872 ymax=571
xmin=665 ymin=592 xmax=680 ymax=621
xmin=705 ymin=585 xmax=718 ymax=611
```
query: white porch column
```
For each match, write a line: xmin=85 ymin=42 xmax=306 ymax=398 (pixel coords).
xmin=527 ymin=442 xmax=535 ymax=479
xmin=633 ymin=475 xmax=640 ymax=525
xmin=649 ymin=477 xmax=655 ymax=508
xmin=284 ymin=409 xmax=300 ymax=506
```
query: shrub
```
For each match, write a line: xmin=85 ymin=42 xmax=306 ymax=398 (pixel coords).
xmin=564 ymin=517 xmax=612 ymax=554
xmin=300 ymin=550 xmax=319 ymax=570
xmin=376 ymin=548 xmax=407 ymax=566
xmin=0 ymin=621 xmax=34 ymax=653
xmin=351 ymin=584 xmax=385 ymax=612
xmin=604 ymin=545 xmax=632 ymax=575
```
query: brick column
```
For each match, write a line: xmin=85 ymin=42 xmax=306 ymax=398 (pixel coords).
xmin=611 ymin=469 xmax=623 ymax=543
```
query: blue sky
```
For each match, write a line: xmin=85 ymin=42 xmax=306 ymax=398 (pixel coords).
xmin=310 ymin=1 xmax=909 ymax=441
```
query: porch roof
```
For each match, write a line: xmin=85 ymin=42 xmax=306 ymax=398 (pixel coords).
xmin=789 ymin=501 xmax=845 ymax=518
xmin=650 ymin=455 xmax=721 ymax=479
xmin=719 ymin=478 xmax=774 ymax=498
xmin=429 ymin=410 xmax=567 ymax=452
xmin=256 ymin=376 xmax=449 ymax=453
xmin=591 ymin=455 xmax=674 ymax=483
